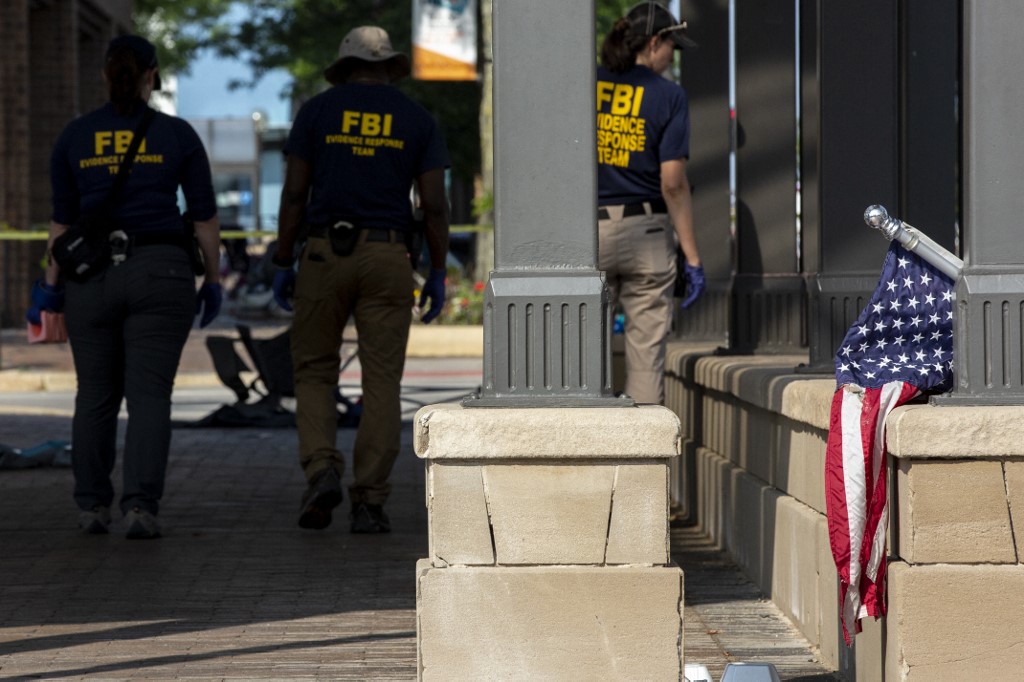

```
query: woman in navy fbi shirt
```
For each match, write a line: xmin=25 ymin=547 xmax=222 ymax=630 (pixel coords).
xmin=29 ymin=35 xmax=222 ymax=539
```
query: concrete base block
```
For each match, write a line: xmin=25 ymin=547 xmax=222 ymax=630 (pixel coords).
xmin=427 ymin=461 xmax=670 ymax=565
xmin=771 ymin=496 xmax=821 ymax=643
xmin=896 ymin=459 xmax=1016 ymax=564
xmin=887 ymin=562 xmax=1024 ymax=680
xmin=416 ymin=561 xmax=684 ymax=681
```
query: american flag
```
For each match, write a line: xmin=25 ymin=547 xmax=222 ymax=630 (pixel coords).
xmin=825 ymin=240 xmax=954 ymax=645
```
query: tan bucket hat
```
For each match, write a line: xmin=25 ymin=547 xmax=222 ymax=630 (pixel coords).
xmin=324 ymin=26 xmax=411 ymax=85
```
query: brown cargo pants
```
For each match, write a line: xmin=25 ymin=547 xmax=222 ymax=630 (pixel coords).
xmin=290 ymin=233 xmax=413 ymax=506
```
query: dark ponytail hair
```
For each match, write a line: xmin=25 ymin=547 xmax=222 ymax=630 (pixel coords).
xmin=104 ymin=47 xmax=144 ymax=115
xmin=600 ymin=17 xmax=649 ymax=73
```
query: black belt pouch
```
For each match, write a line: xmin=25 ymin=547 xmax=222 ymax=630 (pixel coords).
xmin=328 ymin=222 xmax=361 ymax=257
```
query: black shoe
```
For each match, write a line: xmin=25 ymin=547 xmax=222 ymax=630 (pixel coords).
xmin=350 ymin=502 xmax=390 ymax=534
xmin=298 ymin=468 xmax=343 ymax=530
xmin=124 ymin=507 xmax=161 ymax=539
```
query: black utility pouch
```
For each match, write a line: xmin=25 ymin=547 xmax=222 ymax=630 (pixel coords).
xmin=52 ymin=218 xmax=113 ymax=282
xmin=328 ymin=220 xmax=361 ymax=257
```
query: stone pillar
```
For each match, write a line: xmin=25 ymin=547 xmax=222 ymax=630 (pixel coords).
xmin=884 ymin=404 xmax=1024 ymax=678
xmin=414 ymin=404 xmax=684 ymax=679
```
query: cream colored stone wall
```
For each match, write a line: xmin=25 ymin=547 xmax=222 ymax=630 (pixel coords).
xmin=414 ymin=404 xmax=685 ymax=680
xmin=665 ymin=341 xmax=1024 ymax=681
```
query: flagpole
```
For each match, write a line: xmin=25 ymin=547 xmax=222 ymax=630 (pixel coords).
xmin=863 ymin=205 xmax=963 ymax=280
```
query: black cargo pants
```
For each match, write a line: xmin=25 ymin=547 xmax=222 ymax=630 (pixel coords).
xmin=64 ymin=244 xmax=195 ymax=516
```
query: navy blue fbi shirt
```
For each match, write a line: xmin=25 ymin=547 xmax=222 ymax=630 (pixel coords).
xmin=596 ymin=64 xmax=690 ymax=206
xmin=50 ymin=102 xmax=216 ymax=234
xmin=286 ymin=83 xmax=450 ymax=230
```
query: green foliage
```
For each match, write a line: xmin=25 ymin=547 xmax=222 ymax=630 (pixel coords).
xmin=471 ymin=191 xmax=493 ymax=221
xmin=597 ymin=0 xmax=636 ymax=41
xmin=129 ymin=0 xmax=638 ymax=183
xmin=133 ymin=0 xmax=235 ymax=76
xmin=208 ymin=0 xmax=481 ymax=181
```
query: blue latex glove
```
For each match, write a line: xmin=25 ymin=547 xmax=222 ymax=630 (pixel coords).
xmin=418 ymin=268 xmax=447 ymax=324
xmin=195 ymin=282 xmax=222 ymax=328
xmin=273 ymin=269 xmax=296 ymax=312
xmin=679 ymin=262 xmax=706 ymax=310
xmin=26 ymin=279 xmax=65 ymax=325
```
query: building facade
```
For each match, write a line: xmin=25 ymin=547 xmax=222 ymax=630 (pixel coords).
xmin=0 ymin=0 xmax=130 ymax=325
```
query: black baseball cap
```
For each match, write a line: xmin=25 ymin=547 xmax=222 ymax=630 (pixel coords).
xmin=106 ymin=35 xmax=162 ymax=90
xmin=626 ymin=2 xmax=698 ymax=50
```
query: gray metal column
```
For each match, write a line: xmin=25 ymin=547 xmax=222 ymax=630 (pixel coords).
xmin=731 ymin=0 xmax=805 ymax=353
xmin=802 ymin=0 xmax=899 ymax=371
xmin=674 ymin=0 xmax=731 ymax=343
xmin=940 ymin=1 xmax=1024 ymax=404
xmin=467 ymin=0 xmax=623 ymax=407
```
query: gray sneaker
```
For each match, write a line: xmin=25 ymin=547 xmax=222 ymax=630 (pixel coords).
xmin=124 ymin=507 xmax=161 ymax=539
xmin=298 ymin=467 xmax=343 ymax=530
xmin=78 ymin=505 xmax=111 ymax=535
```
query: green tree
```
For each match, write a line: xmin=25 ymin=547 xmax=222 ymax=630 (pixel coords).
xmin=133 ymin=0 xmax=235 ymax=76
xmin=209 ymin=0 xmax=481 ymax=182
xmin=131 ymin=0 xmax=640 ymax=184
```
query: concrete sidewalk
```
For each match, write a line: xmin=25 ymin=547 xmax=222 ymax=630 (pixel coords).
xmin=0 ymin=321 xmax=839 ymax=680
xmin=0 ymin=316 xmax=484 ymax=392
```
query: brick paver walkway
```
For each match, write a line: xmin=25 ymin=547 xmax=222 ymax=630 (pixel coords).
xmin=0 ymin=323 xmax=839 ymax=680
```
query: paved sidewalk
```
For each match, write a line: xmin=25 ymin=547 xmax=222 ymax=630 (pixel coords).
xmin=0 ymin=323 xmax=839 ymax=680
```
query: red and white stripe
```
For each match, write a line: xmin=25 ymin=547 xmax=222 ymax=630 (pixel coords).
xmin=825 ymin=381 xmax=919 ymax=644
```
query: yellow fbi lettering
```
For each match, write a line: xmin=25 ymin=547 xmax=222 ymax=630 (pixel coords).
xmin=94 ymin=131 xmax=147 ymax=155
xmin=596 ymin=82 xmax=647 ymax=167
xmin=325 ymin=111 xmax=406 ymax=155
xmin=342 ymin=111 xmax=392 ymax=136
xmin=596 ymin=82 xmax=644 ymax=116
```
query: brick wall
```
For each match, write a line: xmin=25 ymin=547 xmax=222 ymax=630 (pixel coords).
xmin=0 ymin=0 xmax=129 ymax=326
xmin=0 ymin=1 xmax=32 ymax=325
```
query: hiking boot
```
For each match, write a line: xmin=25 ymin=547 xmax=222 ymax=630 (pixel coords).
xmin=298 ymin=467 xmax=343 ymax=530
xmin=350 ymin=502 xmax=390 ymax=534
xmin=78 ymin=505 xmax=111 ymax=535
xmin=124 ymin=507 xmax=161 ymax=539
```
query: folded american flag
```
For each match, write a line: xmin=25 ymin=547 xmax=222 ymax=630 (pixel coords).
xmin=826 ymin=240 xmax=954 ymax=644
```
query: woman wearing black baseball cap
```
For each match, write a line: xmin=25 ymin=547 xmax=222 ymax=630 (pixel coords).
xmin=596 ymin=2 xmax=705 ymax=405
xmin=30 ymin=34 xmax=222 ymax=539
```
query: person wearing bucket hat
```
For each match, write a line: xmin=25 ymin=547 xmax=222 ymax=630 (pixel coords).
xmin=39 ymin=33 xmax=221 ymax=539
xmin=596 ymin=1 xmax=704 ymax=405
xmin=272 ymin=25 xmax=450 ymax=534
xmin=323 ymin=26 xmax=411 ymax=85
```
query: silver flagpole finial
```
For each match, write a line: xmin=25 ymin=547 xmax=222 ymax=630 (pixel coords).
xmin=862 ymin=204 xmax=964 ymax=280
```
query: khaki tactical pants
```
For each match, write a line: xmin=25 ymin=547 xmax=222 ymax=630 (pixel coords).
xmin=290 ymin=234 xmax=413 ymax=506
xmin=598 ymin=206 xmax=677 ymax=405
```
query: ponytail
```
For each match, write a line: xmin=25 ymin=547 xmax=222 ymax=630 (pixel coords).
xmin=104 ymin=47 xmax=144 ymax=115
xmin=600 ymin=17 xmax=648 ymax=73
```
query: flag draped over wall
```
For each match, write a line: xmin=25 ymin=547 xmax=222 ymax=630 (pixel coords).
xmin=825 ymin=240 xmax=955 ymax=644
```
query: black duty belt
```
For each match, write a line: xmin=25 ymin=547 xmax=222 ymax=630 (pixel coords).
xmin=307 ymin=222 xmax=402 ymax=243
xmin=127 ymin=231 xmax=189 ymax=248
xmin=597 ymin=198 xmax=668 ymax=221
